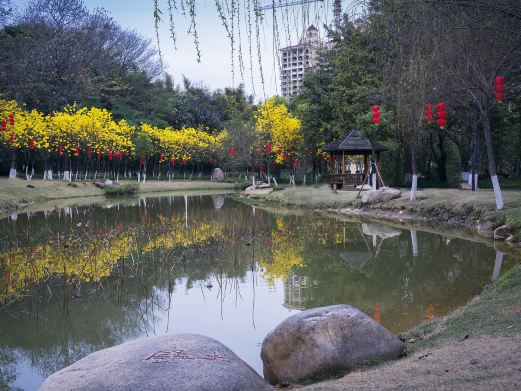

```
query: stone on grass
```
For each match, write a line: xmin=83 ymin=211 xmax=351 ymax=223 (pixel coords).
xmin=355 ymin=184 xmax=372 ymax=191
xmin=361 ymin=187 xmax=401 ymax=204
xmin=261 ymin=304 xmax=405 ymax=386
xmin=478 ymin=221 xmax=496 ymax=238
xmin=213 ymin=168 xmax=225 ymax=182
xmin=41 ymin=334 xmax=271 ymax=391
xmin=494 ymin=225 xmax=510 ymax=241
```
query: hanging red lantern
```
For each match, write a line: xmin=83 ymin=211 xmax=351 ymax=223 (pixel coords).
xmin=266 ymin=143 xmax=271 ymax=153
xmin=87 ymin=147 xmax=91 ymax=158
xmin=98 ymin=150 xmax=102 ymax=160
xmin=107 ymin=149 xmax=113 ymax=160
xmin=285 ymin=153 xmax=290 ymax=163
xmin=74 ymin=147 xmax=79 ymax=157
xmin=371 ymin=105 xmax=381 ymax=125
xmin=435 ymin=102 xmax=446 ymax=111
xmin=1 ymin=121 xmax=6 ymax=131
xmin=183 ymin=159 xmax=187 ymax=166
xmin=9 ymin=133 xmax=14 ymax=143
xmin=294 ymin=159 xmax=299 ymax=168
xmin=172 ymin=158 xmax=176 ymax=167
xmin=494 ymin=76 xmax=506 ymax=103
xmin=28 ymin=138 xmax=35 ymax=149
xmin=277 ymin=147 xmax=281 ymax=155
xmin=259 ymin=165 xmax=264 ymax=173
xmin=8 ymin=114 xmax=14 ymax=126
xmin=140 ymin=155 xmax=145 ymax=166
xmin=59 ymin=145 xmax=64 ymax=156
xmin=229 ymin=147 xmax=235 ymax=157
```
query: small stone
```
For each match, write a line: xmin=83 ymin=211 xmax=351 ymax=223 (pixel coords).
xmin=493 ymin=225 xmax=510 ymax=241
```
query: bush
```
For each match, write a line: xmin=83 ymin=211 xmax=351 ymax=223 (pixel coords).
xmin=104 ymin=183 xmax=139 ymax=197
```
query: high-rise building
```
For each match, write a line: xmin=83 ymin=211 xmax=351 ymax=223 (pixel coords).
xmin=280 ymin=25 xmax=325 ymax=99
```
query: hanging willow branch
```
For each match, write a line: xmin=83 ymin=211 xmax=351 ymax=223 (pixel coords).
xmin=153 ymin=0 xmax=164 ymax=65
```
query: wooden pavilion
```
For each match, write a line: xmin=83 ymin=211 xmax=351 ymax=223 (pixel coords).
xmin=323 ymin=130 xmax=387 ymax=189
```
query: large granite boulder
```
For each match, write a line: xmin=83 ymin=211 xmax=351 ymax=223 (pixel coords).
xmin=260 ymin=304 xmax=405 ymax=385
xmin=41 ymin=334 xmax=271 ymax=391
xmin=213 ymin=168 xmax=225 ymax=182
xmin=361 ymin=187 xmax=402 ymax=204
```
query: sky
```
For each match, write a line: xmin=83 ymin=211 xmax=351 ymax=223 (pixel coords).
xmin=12 ymin=0 xmax=349 ymax=100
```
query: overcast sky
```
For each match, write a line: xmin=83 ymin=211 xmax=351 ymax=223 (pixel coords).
xmin=13 ymin=0 xmax=346 ymax=100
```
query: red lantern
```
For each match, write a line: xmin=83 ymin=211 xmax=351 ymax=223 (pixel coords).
xmin=8 ymin=114 xmax=14 ymax=126
xmin=494 ymin=76 xmax=505 ymax=103
xmin=294 ymin=159 xmax=299 ymax=168
xmin=371 ymin=105 xmax=380 ymax=112
xmin=87 ymin=147 xmax=91 ymax=158
xmin=229 ymin=147 xmax=235 ymax=157
xmin=107 ymin=149 xmax=113 ymax=160
xmin=266 ymin=143 xmax=271 ymax=153
xmin=172 ymin=158 xmax=176 ymax=167
xmin=183 ymin=159 xmax=187 ymax=166
xmin=424 ymin=104 xmax=433 ymax=124
xmin=140 ymin=155 xmax=145 ymax=166
xmin=74 ymin=147 xmax=79 ymax=157
xmin=59 ymin=146 xmax=64 ymax=156
xmin=437 ymin=118 xmax=447 ymax=128
xmin=259 ymin=165 xmax=264 ymax=173
xmin=28 ymin=138 xmax=35 ymax=149
xmin=285 ymin=153 xmax=290 ymax=163
xmin=435 ymin=102 xmax=446 ymax=111
xmin=372 ymin=111 xmax=380 ymax=118
xmin=98 ymin=150 xmax=102 ymax=160
xmin=159 ymin=154 xmax=164 ymax=162
xmin=1 ymin=121 xmax=6 ymax=131
xmin=372 ymin=117 xmax=381 ymax=125
xmin=277 ymin=147 xmax=281 ymax=155
xmin=9 ymin=133 xmax=14 ymax=143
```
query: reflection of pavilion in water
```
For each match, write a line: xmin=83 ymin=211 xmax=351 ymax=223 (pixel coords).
xmin=283 ymin=272 xmax=317 ymax=310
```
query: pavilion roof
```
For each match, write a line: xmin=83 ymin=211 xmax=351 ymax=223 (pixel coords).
xmin=323 ymin=130 xmax=388 ymax=154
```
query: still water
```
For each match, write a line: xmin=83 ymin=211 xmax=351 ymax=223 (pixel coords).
xmin=0 ymin=193 xmax=517 ymax=390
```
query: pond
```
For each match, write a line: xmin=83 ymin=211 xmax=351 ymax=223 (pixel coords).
xmin=0 ymin=193 xmax=517 ymax=390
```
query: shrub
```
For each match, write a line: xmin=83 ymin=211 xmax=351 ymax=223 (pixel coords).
xmin=104 ymin=183 xmax=139 ymax=196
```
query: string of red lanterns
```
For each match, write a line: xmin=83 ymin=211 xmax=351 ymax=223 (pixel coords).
xmin=372 ymin=105 xmax=381 ymax=125
xmin=495 ymin=76 xmax=505 ymax=103
xmin=424 ymin=104 xmax=433 ymax=124
xmin=435 ymin=102 xmax=447 ymax=129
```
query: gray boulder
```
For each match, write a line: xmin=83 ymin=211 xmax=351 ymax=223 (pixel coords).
xmin=478 ymin=221 xmax=496 ymax=238
xmin=261 ymin=304 xmax=405 ymax=385
xmin=41 ymin=334 xmax=271 ymax=391
xmin=361 ymin=187 xmax=401 ymax=204
xmin=213 ymin=168 xmax=225 ymax=182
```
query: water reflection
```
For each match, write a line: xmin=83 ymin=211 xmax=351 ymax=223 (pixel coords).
xmin=0 ymin=195 xmax=518 ymax=390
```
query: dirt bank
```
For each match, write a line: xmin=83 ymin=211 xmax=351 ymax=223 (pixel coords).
xmin=241 ymin=185 xmax=521 ymax=243
xmin=0 ymin=178 xmax=240 ymax=215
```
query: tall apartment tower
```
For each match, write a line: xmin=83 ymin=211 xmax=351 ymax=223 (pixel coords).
xmin=280 ymin=25 xmax=324 ymax=99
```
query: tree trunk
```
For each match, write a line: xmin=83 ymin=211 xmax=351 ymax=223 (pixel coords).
xmin=482 ymin=116 xmax=504 ymax=210
xmin=410 ymin=130 xmax=418 ymax=201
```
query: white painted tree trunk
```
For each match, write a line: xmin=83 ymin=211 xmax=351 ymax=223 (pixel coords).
xmin=467 ymin=174 xmax=479 ymax=190
xmin=372 ymin=173 xmax=377 ymax=191
xmin=47 ymin=170 xmax=53 ymax=180
xmin=491 ymin=251 xmax=504 ymax=281
xmin=25 ymin=166 xmax=34 ymax=181
xmin=410 ymin=174 xmax=418 ymax=201
xmin=491 ymin=175 xmax=504 ymax=210
xmin=252 ymin=176 xmax=256 ymax=189
xmin=303 ymin=175 xmax=306 ymax=185
xmin=9 ymin=168 xmax=17 ymax=179
xmin=137 ymin=172 xmax=141 ymax=183
xmin=410 ymin=229 xmax=418 ymax=257
xmin=273 ymin=177 xmax=278 ymax=187
xmin=63 ymin=171 xmax=71 ymax=181
xmin=372 ymin=234 xmax=377 ymax=248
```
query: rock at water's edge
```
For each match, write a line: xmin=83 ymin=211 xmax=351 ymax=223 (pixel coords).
xmin=41 ymin=334 xmax=272 ymax=391
xmin=213 ymin=168 xmax=225 ymax=182
xmin=261 ymin=304 xmax=405 ymax=385
xmin=361 ymin=187 xmax=402 ymax=204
